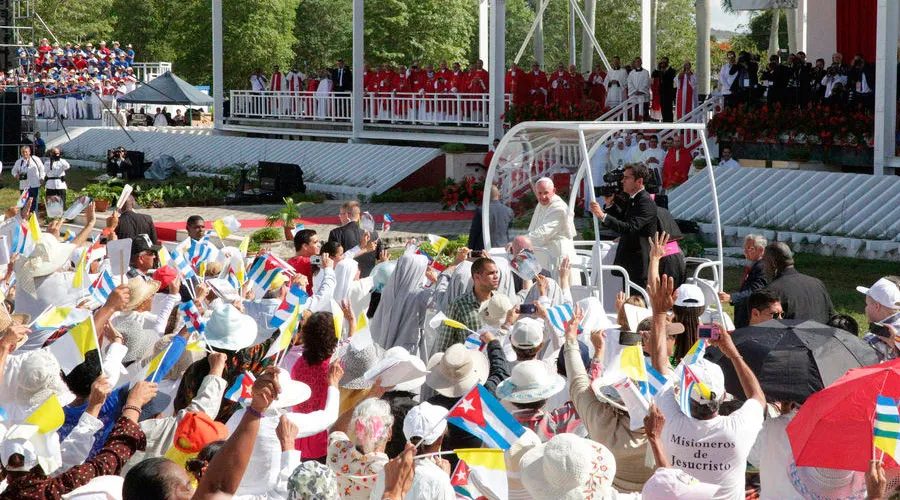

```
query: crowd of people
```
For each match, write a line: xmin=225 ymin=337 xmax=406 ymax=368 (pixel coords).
xmin=0 ymin=166 xmax=895 ymax=500
xmin=718 ymin=49 xmax=877 ymax=111
xmin=7 ymin=38 xmax=140 ymax=120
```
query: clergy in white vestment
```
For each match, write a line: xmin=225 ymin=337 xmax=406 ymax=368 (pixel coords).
xmin=526 ymin=177 xmax=577 ymax=275
xmin=675 ymin=62 xmax=698 ymax=119
xmin=719 ymin=51 xmax=736 ymax=95
xmin=606 ymin=56 xmax=627 ymax=107
xmin=608 ymin=138 xmax=630 ymax=171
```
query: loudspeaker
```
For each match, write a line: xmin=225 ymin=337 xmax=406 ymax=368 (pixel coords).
xmin=1 ymin=89 xmax=21 ymax=164
xmin=258 ymin=161 xmax=305 ymax=195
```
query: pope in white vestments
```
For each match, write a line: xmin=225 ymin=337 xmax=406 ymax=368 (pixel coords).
xmin=527 ymin=178 xmax=577 ymax=276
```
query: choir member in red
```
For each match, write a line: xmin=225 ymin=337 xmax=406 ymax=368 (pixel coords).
xmin=505 ymin=62 xmax=529 ymax=105
xmin=526 ymin=62 xmax=548 ymax=106
xmin=675 ymin=61 xmax=698 ymax=119
xmin=549 ymin=63 xmax=573 ymax=106
xmin=662 ymin=132 xmax=692 ymax=189
xmin=588 ymin=64 xmax=607 ymax=108
xmin=467 ymin=64 xmax=488 ymax=122
xmin=437 ymin=60 xmax=452 ymax=81
xmin=568 ymin=64 xmax=585 ymax=103
xmin=392 ymin=64 xmax=412 ymax=120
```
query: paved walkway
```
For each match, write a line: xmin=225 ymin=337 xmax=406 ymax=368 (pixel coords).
xmin=95 ymin=201 xmax=478 ymax=244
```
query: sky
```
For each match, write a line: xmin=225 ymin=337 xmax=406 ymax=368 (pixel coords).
xmin=710 ymin=2 xmax=751 ymax=33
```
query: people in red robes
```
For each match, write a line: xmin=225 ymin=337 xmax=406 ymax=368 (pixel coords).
xmin=392 ymin=65 xmax=412 ymax=119
xmin=662 ymin=133 xmax=692 ymax=189
xmin=436 ymin=60 xmax=453 ymax=82
xmin=588 ymin=64 xmax=607 ymax=108
xmin=675 ymin=62 xmax=698 ymax=119
xmin=526 ymin=62 xmax=548 ymax=106
xmin=505 ymin=62 xmax=529 ymax=106
xmin=549 ymin=63 xmax=573 ymax=106
xmin=568 ymin=64 xmax=585 ymax=103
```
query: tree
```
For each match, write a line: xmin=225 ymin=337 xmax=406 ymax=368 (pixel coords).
xmin=293 ymin=0 xmax=352 ymax=73
xmin=34 ymin=0 xmax=115 ymax=43
xmin=730 ymin=9 xmax=788 ymax=55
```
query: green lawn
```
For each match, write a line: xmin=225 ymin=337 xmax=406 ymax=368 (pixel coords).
xmin=718 ymin=253 xmax=900 ymax=331
xmin=0 ymin=167 xmax=99 ymax=208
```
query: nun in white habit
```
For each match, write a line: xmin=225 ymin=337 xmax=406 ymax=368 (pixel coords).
xmin=369 ymin=253 xmax=436 ymax=361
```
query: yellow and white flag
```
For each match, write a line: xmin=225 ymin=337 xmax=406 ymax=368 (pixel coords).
xmin=426 ymin=234 xmax=449 ymax=254
xmin=47 ymin=315 xmax=101 ymax=374
xmin=25 ymin=394 xmax=65 ymax=433
xmin=213 ymin=216 xmax=241 ymax=240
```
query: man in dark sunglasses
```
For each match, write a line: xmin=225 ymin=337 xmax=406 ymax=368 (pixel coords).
xmin=748 ymin=290 xmax=783 ymax=326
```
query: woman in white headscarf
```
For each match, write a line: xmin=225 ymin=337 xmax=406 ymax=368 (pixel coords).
xmin=370 ymin=253 xmax=437 ymax=360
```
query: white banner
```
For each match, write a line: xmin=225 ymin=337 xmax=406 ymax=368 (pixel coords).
xmin=730 ymin=0 xmax=797 ymax=10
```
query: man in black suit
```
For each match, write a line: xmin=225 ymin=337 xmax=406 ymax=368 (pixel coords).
xmin=106 ymin=146 xmax=133 ymax=179
xmin=719 ymin=234 xmax=769 ymax=328
xmin=762 ymin=242 xmax=834 ymax=324
xmin=327 ymin=200 xmax=382 ymax=278
xmin=847 ymin=52 xmax=875 ymax=111
xmin=652 ymin=57 xmax=677 ymax=122
xmin=114 ymin=195 xmax=158 ymax=245
xmin=589 ymin=163 xmax=658 ymax=288
xmin=331 ymin=59 xmax=352 ymax=93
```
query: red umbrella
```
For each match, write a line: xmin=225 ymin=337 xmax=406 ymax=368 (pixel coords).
xmin=787 ymin=358 xmax=900 ymax=472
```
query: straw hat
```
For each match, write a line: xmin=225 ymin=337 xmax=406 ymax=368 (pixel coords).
xmin=21 ymin=233 xmax=75 ymax=278
xmin=496 ymin=360 xmax=566 ymax=404
xmin=15 ymin=350 xmax=72 ymax=409
xmin=113 ymin=312 xmax=160 ymax=364
xmin=482 ymin=293 xmax=512 ymax=329
xmin=335 ymin=330 xmax=385 ymax=390
xmin=520 ymin=433 xmax=617 ymax=500
xmin=205 ymin=304 xmax=258 ymax=351
xmin=125 ymin=277 xmax=160 ymax=311
xmin=426 ymin=344 xmax=489 ymax=398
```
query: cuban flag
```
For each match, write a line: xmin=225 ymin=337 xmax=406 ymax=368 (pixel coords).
xmin=679 ymin=364 xmax=711 ymax=420
xmin=248 ymin=254 xmax=292 ymax=290
xmin=464 ymin=332 xmax=485 ymax=351
xmin=89 ymin=268 xmax=115 ymax=304
xmin=15 ymin=189 xmax=28 ymax=209
xmin=382 ymin=213 xmax=393 ymax=232
xmin=446 ymin=384 xmax=526 ymax=450
xmin=637 ymin=358 xmax=672 ymax=400
xmin=270 ymin=285 xmax=309 ymax=329
xmin=226 ymin=268 xmax=240 ymax=291
xmin=224 ymin=372 xmax=255 ymax=403
xmin=546 ymin=303 xmax=574 ymax=333
xmin=10 ymin=220 xmax=27 ymax=255
xmin=187 ymin=237 xmax=216 ymax=268
xmin=180 ymin=300 xmax=206 ymax=336
xmin=171 ymin=250 xmax=196 ymax=280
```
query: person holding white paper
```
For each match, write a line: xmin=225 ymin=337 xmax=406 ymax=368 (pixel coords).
xmin=44 ymin=147 xmax=70 ymax=210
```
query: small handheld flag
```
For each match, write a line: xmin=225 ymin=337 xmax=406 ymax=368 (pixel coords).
xmin=47 ymin=315 xmax=101 ymax=374
xmin=89 ymin=268 xmax=116 ymax=304
xmin=453 ymin=449 xmax=508 ymax=500
xmin=225 ymin=372 xmax=256 ymax=403
xmin=679 ymin=364 xmax=711 ymax=419
xmin=15 ymin=189 xmax=28 ymax=209
xmin=875 ymin=395 xmax=900 ymax=462
xmin=546 ymin=303 xmax=574 ymax=333
xmin=382 ymin=213 xmax=394 ymax=232
xmin=266 ymin=304 xmax=301 ymax=359
xmin=25 ymin=394 xmax=65 ymax=433
xmin=27 ymin=212 xmax=41 ymax=244
xmin=446 ymin=384 xmax=526 ymax=450
xmin=426 ymin=234 xmax=449 ymax=254
xmin=180 ymin=301 xmax=206 ymax=336
xmin=213 ymin=216 xmax=241 ymax=240
xmin=72 ymin=247 xmax=89 ymax=288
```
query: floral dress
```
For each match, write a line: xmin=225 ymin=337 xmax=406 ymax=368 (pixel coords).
xmin=326 ymin=431 xmax=389 ymax=499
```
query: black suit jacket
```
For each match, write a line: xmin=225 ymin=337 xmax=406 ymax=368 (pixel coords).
xmin=115 ymin=210 xmax=158 ymax=245
xmin=730 ymin=259 xmax=767 ymax=328
xmin=602 ymin=189 xmax=657 ymax=287
xmin=327 ymin=221 xmax=382 ymax=278
xmin=764 ymin=268 xmax=835 ymax=324
xmin=330 ymin=67 xmax=352 ymax=92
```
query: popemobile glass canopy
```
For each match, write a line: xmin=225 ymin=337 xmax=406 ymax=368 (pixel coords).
xmin=481 ymin=121 xmax=725 ymax=313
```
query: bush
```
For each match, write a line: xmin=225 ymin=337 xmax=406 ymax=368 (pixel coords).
xmin=440 ymin=143 xmax=467 ymax=154
xmin=251 ymin=227 xmax=283 ymax=243
xmin=417 ymin=235 xmax=469 ymax=268
xmin=371 ymin=185 xmax=443 ymax=203
xmin=133 ymin=176 xmax=232 ymax=208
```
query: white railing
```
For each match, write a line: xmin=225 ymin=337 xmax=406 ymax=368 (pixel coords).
xmin=132 ymin=62 xmax=173 ymax=83
xmin=659 ymin=95 xmax=724 ymax=151
xmin=595 ymin=95 xmax=647 ymax=122
xmin=230 ymin=90 xmax=352 ymax=121
xmin=229 ymin=90 xmax=512 ymax=128
xmin=497 ymin=137 xmax=582 ymax=205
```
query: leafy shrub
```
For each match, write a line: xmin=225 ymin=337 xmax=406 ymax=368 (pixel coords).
xmin=251 ymin=227 xmax=283 ymax=243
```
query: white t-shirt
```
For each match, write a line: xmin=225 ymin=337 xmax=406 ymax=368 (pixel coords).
xmin=658 ymin=386 xmax=764 ymax=500
xmin=750 ymin=409 xmax=866 ymax=500
xmin=370 ymin=458 xmax=455 ymax=500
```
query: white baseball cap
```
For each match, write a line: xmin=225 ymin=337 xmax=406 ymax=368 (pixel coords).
xmin=510 ymin=317 xmax=544 ymax=349
xmin=675 ymin=283 xmax=706 ymax=307
xmin=686 ymin=358 xmax=726 ymax=405
xmin=641 ymin=467 xmax=719 ymax=499
xmin=403 ymin=402 xmax=448 ymax=445
xmin=857 ymin=278 xmax=900 ymax=310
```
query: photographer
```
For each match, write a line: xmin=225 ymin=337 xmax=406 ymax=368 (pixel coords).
xmin=847 ymin=52 xmax=875 ymax=111
xmin=106 ymin=146 xmax=132 ymax=179
xmin=589 ymin=163 xmax=658 ymax=288
xmin=728 ymin=51 xmax=758 ymax=107
xmin=821 ymin=64 xmax=848 ymax=106
xmin=12 ymin=145 xmax=44 ymax=214
xmin=44 ymin=147 xmax=70 ymax=209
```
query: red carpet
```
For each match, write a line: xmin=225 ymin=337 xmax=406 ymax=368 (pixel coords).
xmin=155 ymin=210 xmax=475 ymax=241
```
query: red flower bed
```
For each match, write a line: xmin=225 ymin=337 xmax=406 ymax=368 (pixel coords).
xmin=441 ymin=176 xmax=484 ymax=211
xmin=503 ymin=100 xmax=609 ymax=126
xmin=708 ymin=103 xmax=874 ymax=149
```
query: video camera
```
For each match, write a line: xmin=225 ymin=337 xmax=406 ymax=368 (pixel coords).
xmin=594 ymin=165 xmax=661 ymax=198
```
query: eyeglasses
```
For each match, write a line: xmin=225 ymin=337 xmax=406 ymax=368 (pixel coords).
xmin=771 ymin=311 xmax=784 ymax=319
